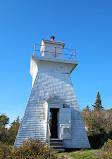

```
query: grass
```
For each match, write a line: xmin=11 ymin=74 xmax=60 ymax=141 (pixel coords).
xmin=57 ymin=149 xmax=100 ymax=159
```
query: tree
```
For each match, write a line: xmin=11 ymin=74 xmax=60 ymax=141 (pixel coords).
xmin=92 ymin=91 xmax=104 ymax=110
xmin=8 ymin=116 xmax=20 ymax=145
xmin=0 ymin=114 xmax=9 ymax=127
xmin=84 ymin=105 xmax=91 ymax=112
xmin=0 ymin=114 xmax=9 ymax=143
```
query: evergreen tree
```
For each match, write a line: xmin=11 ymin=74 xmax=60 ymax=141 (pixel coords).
xmin=86 ymin=105 xmax=90 ymax=111
xmin=92 ymin=91 xmax=104 ymax=110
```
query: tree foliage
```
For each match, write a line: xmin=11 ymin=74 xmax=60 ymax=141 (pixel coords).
xmin=101 ymin=139 xmax=112 ymax=158
xmin=0 ymin=114 xmax=9 ymax=143
xmin=0 ymin=113 xmax=55 ymax=159
xmin=82 ymin=107 xmax=112 ymax=148
xmin=0 ymin=142 xmax=11 ymax=159
xmin=92 ymin=91 xmax=104 ymax=110
xmin=0 ymin=114 xmax=20 ymax=145
xmin=0 ymin=114 xmax=9 ymax=127
xmin=8 ymin=116 xmax=20 ymax=145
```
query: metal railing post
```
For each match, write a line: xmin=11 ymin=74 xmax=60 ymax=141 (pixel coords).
xmin=74 ymin=49 xmax=75 ymax=60
xmin=34 ymin=44 xmax=35 ymax=55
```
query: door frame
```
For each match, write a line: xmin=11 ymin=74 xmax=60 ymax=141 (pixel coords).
xmin=47 ymin=98 xmax=63 ymax=139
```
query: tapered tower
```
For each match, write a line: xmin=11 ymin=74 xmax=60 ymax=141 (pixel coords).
xmin=14 ymin=37 xmax=90 ymax=149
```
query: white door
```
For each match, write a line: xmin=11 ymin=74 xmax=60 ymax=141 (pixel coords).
xmin=58 ymin=108 xmax=71 ymax=139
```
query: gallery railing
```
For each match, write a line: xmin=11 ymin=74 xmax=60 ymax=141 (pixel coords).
xmin=33 ymin=44 xmax=76 ymax=60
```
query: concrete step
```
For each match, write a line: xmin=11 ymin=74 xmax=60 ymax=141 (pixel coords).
xmin=50 ymin=138 xmax=65 ymax=152
xmin=53 ymin=149 xmax=65 ymax=152
xmin=50 ymin=139 xmax=63 ymax=142
xmin=50 ymin=142 xmax=63 ymax=146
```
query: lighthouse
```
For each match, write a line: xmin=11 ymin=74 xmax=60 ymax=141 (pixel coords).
xmin=14 ymin=37 xmax=90 ymax=149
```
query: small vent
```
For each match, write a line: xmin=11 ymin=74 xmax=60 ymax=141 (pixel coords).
xmin=60 ymin=124 xmax=71 ymax=139
xmin=63 ymin=128 xmax=70 ymax=134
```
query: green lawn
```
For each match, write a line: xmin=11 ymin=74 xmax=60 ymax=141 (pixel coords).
xmin=57 ymin=149 xmax=100 ymax=159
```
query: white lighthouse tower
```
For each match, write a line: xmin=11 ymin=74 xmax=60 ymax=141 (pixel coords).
xmin=14 ymin=37 xmax=90 ymax=149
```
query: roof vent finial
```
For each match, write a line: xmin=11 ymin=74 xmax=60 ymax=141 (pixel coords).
xmin=50 ymin=36 xmax=55 ymax=41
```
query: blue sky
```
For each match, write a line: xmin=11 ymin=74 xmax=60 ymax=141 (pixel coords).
xmin=0 ymin=0 xmax=112 ymax=124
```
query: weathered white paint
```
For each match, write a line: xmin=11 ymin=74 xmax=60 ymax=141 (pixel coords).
xmin=40 ymin=40 xmax=66 ymax=59
xmin=58 ymin=108 xmax=71 ymax=139
xmin=14 ymin=39 xmax=90 ymax=148
xmin=30 ymin=55 xmax=78 ymax=87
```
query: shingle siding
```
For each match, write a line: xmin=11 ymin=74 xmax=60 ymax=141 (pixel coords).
xmin=14 ymin=59 xmax=90 ymax=148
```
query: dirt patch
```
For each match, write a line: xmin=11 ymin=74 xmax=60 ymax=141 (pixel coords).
xmin=93 ymin=150 xmax=104 ymax=158
xmin=57 ymin=155 xmax=73 ymax=159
